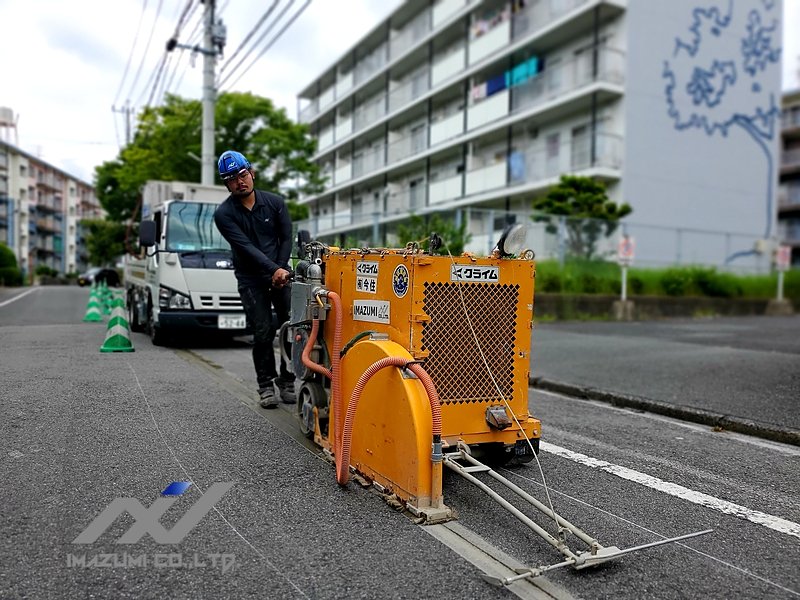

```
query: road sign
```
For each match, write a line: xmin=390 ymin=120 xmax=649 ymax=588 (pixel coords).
xmin=617 ymin=235 xmax=635 ymax=266
xmin=775 ymin=245 xmax=791 ymax=272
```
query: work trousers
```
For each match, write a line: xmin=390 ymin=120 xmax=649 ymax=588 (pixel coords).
xmin=238 ymin=283 xmax=292 ymax=391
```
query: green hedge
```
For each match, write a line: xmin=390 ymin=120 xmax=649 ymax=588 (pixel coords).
xmin=535 ymin=259 xmax=799 ymax=303
xmin=0 ymin=243 xmax=22 ymax=286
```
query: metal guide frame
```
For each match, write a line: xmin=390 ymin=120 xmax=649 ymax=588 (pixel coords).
xmin=443 ymin=446 xmax=713 ymax=587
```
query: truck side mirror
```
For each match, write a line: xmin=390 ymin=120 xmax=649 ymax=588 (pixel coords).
xmin=139 ymin=220 xmax=157 ymax=247
xmin=297 ymin=229 xmax=311 ymax=259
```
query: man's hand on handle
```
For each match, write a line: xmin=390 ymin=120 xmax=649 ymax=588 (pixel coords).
xmin=272 ymin=268 xmax=291 ymax=288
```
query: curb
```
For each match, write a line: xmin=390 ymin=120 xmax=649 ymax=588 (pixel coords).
xmin=529 ymin=376 xmax=800 ymax=448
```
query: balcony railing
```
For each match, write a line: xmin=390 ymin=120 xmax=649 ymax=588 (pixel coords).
xmin=778 ymin=183 xmax=800 ymax=208
xmin=782 ymin=148 xmax=800 ymax=167
xmin=510 ymin=47 xmax=625 ymax=113
xmin=353 ymin=94 xmax=388 ymax=132
xmin=782 ymin=110 xmax=800 ymax=130
xmin=389 ymin=8 xmax=431 ymax=62
xmin=388 ymin=72 xmax=431 ymax=114
xmin=353 ymin=145 xmax=387 ymax=179
xmin=512 ymin=0 xmax=590 ymax=40
xmin=303 ymin=132 xmax=623 ymax=234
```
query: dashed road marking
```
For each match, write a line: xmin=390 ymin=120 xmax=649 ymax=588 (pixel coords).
xmin=541 ymin=441 xmax=800 ymax=540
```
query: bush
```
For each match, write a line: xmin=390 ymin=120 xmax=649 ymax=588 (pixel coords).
xmin=0 ymin=244 xmax=22 ymax=286
xmin=0 ymin=243 xmax=16 ymax=268
xmin=689 ymin=267 xmax=743 ymax=298
xmin=0 ymin=266 xmax=23 ymax=286
xmin=660 ymin=268 xmax=690 ymax=296
xmin=35 ymin=264 xmax=58 ymax=277
xmin=629 ymin=275 xmax=645 ymax=295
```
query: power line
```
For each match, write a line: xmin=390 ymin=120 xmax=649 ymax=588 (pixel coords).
xmin=220 ymin=0 xmax=313 ymax=92
xmin=162 ymin=4 xmax=204 ymax=98
xmin=218 ymin=0 xmax=280 ymax=78
xmin=113 ymin=0 xmax=150 ymax=108
xmin=217 ymin=0 xmax=297 ymax=88
xmin=124 ymin=0 xmax=166 ymax=104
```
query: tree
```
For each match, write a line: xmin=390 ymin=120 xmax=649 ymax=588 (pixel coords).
xmin=95 ymin=91 xmax=321 ymax=225
xmin=0 ymin=242 xmax=22 ymax=286
xmin=396 ymin=214 xmax=471 ymax=255
xmin=82 ymin=219 xmax=126 ymax=266
xmin=531 ymin=175 xmax=631 ymax=260
xmin=662 ymin=1 xmax=781 ymax=262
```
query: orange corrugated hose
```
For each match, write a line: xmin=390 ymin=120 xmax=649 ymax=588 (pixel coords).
xmin=325 ymin=292 xmax=344 ymax=449
xmin=335 ymin=357 xmax=442 ymax=485
xmin=300 ymin=319 xmax=332 ymax=380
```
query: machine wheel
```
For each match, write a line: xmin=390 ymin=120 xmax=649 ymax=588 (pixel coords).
xmin=128 ymin=291 xmax=145 ymax=333
xmin=473 ymin=443 xmax=515 ymax=467
xmin=147 ymin=299 xmax=169 ymax=346
xmin=297 ymin=381 xmax=327 ymax=439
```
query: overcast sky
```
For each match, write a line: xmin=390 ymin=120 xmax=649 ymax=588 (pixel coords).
xmin=0 ymin=0 xmax=797 ymax=184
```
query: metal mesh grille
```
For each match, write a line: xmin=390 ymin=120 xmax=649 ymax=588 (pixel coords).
xmin=421 ymin=282 xmax=519 ymax=404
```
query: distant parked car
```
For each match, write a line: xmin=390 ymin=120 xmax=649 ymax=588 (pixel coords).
xmin=77 ymin=267 xmax=120 ymax=287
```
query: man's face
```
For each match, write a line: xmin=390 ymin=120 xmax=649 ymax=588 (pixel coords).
xmin=223 ymin=168 xmax=254 ymax=197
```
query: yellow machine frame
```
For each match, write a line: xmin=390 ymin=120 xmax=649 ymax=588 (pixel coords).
xmin=298 ymin=249 xmax=540 ymax=518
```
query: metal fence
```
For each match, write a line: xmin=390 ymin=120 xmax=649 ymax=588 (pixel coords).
xmin=296 ymin=207 xmax=777 ymax=274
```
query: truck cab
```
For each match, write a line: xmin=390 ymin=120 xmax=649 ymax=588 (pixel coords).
xmin=125 ymin=181 xmax=245 ymax=345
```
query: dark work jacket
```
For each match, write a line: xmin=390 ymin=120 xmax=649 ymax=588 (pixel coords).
xmin=213 ymin=189 xmax=292 ymax=288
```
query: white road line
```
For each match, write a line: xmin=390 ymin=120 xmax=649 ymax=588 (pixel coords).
xmin=0 ymin=288 xmax=37 ymax=308
xmin=501 ymin=468 xmax=800 ymax=598
xmin=541 ymin=441 xmax=800 ymax=540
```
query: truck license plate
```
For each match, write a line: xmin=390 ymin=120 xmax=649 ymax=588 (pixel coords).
xmin=218 ymin=314 xmax=246 ymax=329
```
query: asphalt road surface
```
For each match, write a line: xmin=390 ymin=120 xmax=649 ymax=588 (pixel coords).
xmin=1 ymin=286 xmax=798 ymax=600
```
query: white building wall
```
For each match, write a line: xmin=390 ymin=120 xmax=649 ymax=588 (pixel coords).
xmin=623 ymin=0 xmax=783 ymax=269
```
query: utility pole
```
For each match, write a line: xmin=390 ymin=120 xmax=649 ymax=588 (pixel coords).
xmin=111 ymin=103 xmax=133 ymax=145
xmin=167 ymin=0 xmax=226 ymax=185
xmin=200 ymin=0 xmax=216 ymax=185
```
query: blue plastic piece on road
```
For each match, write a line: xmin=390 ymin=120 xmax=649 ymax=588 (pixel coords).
xmin=161 ymin=481 xmax=192 ymax=496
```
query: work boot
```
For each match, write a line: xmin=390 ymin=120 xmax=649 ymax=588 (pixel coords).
xmin=259 ymin=385 xmax=279 ymax=409
xmin=274 ymin=377 xmax=296 ymax=405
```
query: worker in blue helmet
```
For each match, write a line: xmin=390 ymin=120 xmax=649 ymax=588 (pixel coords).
xmin=213 ymin=150 xmax=296 ymax=408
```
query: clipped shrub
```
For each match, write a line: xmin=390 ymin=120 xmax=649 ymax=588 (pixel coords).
xmin=537 ymin=269 xmax=562 ymax=292
xmin=0 ymin=243 xmax=22 ymax=286
xmin=0 ymin=243 xmax=16 ymax=268
xmin=35 ymin=264 xmax=58 ymax=277
xmin=660 ymin=268 xmax=690 ymax=296
xmin=691 ymin=267 xmax=742 ymax=297
xmin=629 ymin=275 xmax=645 ymax=295
xmin=0 ymin=267 xmax=23 ymax=286
xmin=578 ymin=271 xmax=602 ymax=294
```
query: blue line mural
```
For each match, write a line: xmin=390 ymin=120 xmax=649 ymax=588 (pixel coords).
xmin=663 ymin=0 xmax=781 ymax=264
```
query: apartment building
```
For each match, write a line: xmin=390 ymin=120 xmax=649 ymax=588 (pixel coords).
xmin=0 ymin=139 xmax=103 ymax=278
xmin=295 ymin=0 xmax=784 ymax=271
xmin=779 ymin=89 xmax=800 ymax=266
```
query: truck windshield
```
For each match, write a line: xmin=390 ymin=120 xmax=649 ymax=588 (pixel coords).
xmin=165 ymin=202 xmax=230 ymax=252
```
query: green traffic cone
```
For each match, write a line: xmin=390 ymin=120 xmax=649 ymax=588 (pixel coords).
xmin=82 ymin=295 xmax=104 ymax=322
xmin=100 ymin=322 xmax=135 ymax=352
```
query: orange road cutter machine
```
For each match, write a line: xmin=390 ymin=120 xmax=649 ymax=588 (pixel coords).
xmin=283 ymin=230 xmax=711 ymax=584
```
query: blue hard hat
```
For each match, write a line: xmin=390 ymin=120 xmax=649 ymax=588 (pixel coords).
xmin=217 ymin=150 xmax=251 ymax=180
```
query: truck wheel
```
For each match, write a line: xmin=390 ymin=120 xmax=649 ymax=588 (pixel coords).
xmin=128 ymin=292 xmax=145 ymax=333
xmin=147 ymin=300 xmax=169 ymax=346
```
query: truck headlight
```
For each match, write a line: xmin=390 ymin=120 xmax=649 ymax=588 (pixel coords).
xmin=158 ymin=286 xmax=192 ymax=310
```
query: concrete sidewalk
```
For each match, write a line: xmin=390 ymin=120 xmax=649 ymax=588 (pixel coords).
xmin=528 ymin=315 xmax=800 ymax=446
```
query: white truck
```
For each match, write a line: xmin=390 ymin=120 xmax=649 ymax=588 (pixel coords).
xmin=124 ymin=180 xmax=246 ymax=345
